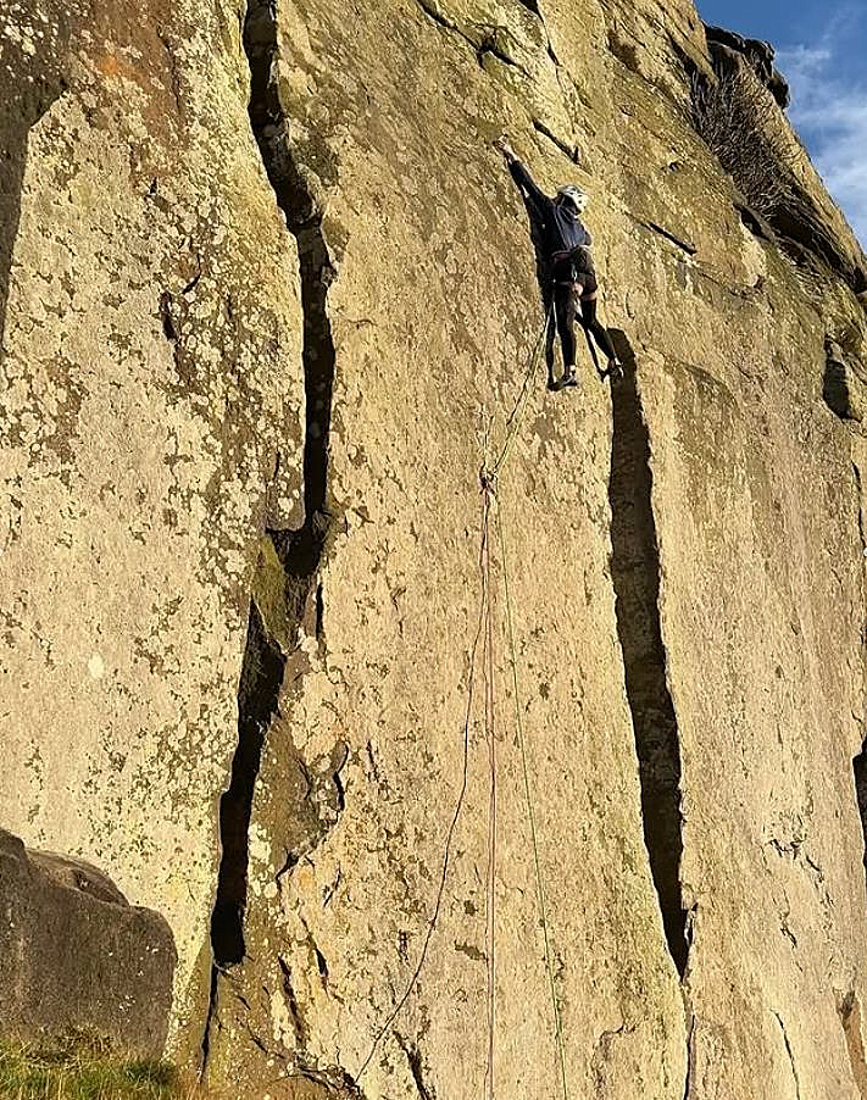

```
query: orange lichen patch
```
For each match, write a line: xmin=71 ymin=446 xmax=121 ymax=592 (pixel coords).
xmin=82 ymin=0 xmax=189 ymax=146
xmin=88 ymin=39 xmax=181 ymax=157
xmin=96 ymin=51 xmax=121 ymax=79
xmin=93 ymin=48 xmax=152 ymax=92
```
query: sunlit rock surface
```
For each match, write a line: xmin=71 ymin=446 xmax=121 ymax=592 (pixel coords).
xmin=2 ymin=0 xmax=867 ymax=1096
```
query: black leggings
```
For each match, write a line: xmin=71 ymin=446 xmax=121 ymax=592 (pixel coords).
xmin=547 ymin=284 xmax=617 ymax=370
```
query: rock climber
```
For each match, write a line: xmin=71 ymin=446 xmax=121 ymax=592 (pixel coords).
xmin=495 ymin=136 xmax=624 ymax=389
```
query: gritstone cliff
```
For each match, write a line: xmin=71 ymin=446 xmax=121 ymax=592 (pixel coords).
xmin=2 ymin=0 xmax=867 ymax=1097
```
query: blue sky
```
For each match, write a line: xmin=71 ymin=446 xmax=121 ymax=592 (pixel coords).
xmin=698 ymin=1 xmax=867 ymax=246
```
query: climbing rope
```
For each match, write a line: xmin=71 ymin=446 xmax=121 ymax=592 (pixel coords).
xmin=483 ymin=496 xmax=497 ymax=1100
xmin=357 ymin=304 xmax=569 ymax=1096
xmin=356 ymin=489 xmax=490 ymax=1080
xmin=489 ymin=300 xmax=554 ymax=481
xmin=482 ymin=298 xmax=569 ymax=1098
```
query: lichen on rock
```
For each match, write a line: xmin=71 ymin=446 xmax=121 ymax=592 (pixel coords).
xmin=2 ymin=0 xmax=867 ymax=1096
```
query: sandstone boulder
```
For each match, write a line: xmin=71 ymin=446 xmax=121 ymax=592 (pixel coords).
xmin=0 ymin=829 xmax=176 ymax=1056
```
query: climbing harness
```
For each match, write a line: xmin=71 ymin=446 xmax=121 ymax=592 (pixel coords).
xmin=357 ymin=304 xmax=571 ymax=1098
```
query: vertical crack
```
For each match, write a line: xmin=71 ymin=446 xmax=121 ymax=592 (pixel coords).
xmin=200 ymin=961 xmax=220 ymax=1071
xmin=681 ymin=1009 xmax=696 ymax=1100
xmin=607 ymin=335 xmax=689 ymax=978
xmin=211 ymin=602 xmax=286 ymax=967
xmin=853 ymin=461 xmax=865 ymax=554
xmin=853 ymin=742 xmax=867 ymax=886
xmin=395 ymin=1035 xmax=435 ymax=1100
xmin=852 ymin=457 xmax=867 ymax=899
xmin=839 ymin=991 xmax=867 ymax=1098
xmin=773 ymin=1011 xmax=802 ymax=1099
xmin=244 ymin=0 xmax=337 ymax=586
xmin=203 ymin=0 xmax=339 ymax=1069
xmin=278 ymin=956 xmax=309 ymax=1048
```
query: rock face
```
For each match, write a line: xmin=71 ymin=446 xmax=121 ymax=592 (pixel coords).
xmin=0 ymin=0 xmax=305 ymax=1046
xmin=2 ymin=1 xmax=867 ymax=1099
xmin=0 ymin=829 xmax=176 ymax=1055
xmin=700 ymin=28 xmax=867 ymax=294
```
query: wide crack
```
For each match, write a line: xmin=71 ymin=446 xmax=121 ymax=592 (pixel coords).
xmin=852 ymin=455 xmax=867 ymax=901
xmin=211 ymin=602 xmax=285 ymax=966
xmin=244 ymin=0 xmax=337 ymax=578
xmin=203 ymin=0 xmax=338 ymax=1070
xmin=607 ymin=336 xmax=689 ymax=978
xmin=853 ymin=745 xmax=867 ymax=884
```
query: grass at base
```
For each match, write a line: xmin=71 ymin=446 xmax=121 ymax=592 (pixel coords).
xmin=0 ymin=1034 xmax=205 ymax=1100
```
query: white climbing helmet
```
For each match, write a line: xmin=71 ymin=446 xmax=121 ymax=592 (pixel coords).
xmin=556 ymin=183 xmax=588 ymax=213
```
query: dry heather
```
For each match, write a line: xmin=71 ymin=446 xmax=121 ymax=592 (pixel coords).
xmin=692 ymin=63 xmax=796 ymax=217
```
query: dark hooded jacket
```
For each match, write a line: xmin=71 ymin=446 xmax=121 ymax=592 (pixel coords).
xmin=508 ymin=158 xmax=591 ymax=258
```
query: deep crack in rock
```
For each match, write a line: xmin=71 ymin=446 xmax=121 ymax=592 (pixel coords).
xmin=200 ymin=962 xmax=221 ymax=1072
xmin=853 ymin=461 xmax=866 ymax=554
xmin=476 ymin=34 xmax=529 ymax=75
xmin=852 ymin=741 xmax=867 ymax=885
xmin=532 ymin=117 xmax=579 ymax=162
xmin=639 ymin=219 xmax=698 ymax=256
xmin=211 ymin=601 xmax=286 ymax=967
xmin=416 ymin=0 xmax=465 ymax=40
xmin=414 ymin=0 xmax=533 ymax=80
xmin=852 ymin=458 xmax=867 ymax=907
xmin=279 ymin=956 xmax=309 ymax=1048
xmin=608 ymin=336 xmax=689 ymax=978
xmin=203 ymin=0 xmax=339 ymax=1068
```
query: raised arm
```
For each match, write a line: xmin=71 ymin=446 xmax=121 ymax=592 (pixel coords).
xmin=494 ymin=137 xmax=551 ymax=217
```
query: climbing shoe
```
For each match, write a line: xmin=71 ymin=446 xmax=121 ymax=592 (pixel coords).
xmin=607 ymin=359 xmax=624 ymax=384
xmin=560 ymin=369 xmax=579 ymax=389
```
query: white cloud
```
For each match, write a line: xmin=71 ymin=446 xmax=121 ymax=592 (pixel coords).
xmin=776 ymin=45 xmax=831 ymax=85
xmin=777 ymin=15 xmax=867 ymax=247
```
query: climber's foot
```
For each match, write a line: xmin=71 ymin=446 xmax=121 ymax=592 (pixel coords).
xmin=560 ymin=369 xmax=579 ymax=389
xmin=607 ymin=359 xmax=624 ymax=384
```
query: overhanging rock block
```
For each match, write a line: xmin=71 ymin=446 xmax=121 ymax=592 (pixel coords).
xmin=0 ymin=828 xmax=176 ymax=1057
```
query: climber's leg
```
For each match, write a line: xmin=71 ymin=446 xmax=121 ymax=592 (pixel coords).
xmin=543 ymin=283 xmax=557 ymax=389
xmin=580 ymin=293 xmax=623 ymax=380
xmin=558 ymin=282 xmax=581 ymax=387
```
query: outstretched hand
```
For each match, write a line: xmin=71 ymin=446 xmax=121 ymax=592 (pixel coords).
xmin=494 ymin=134 xmax=515 ymax=162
